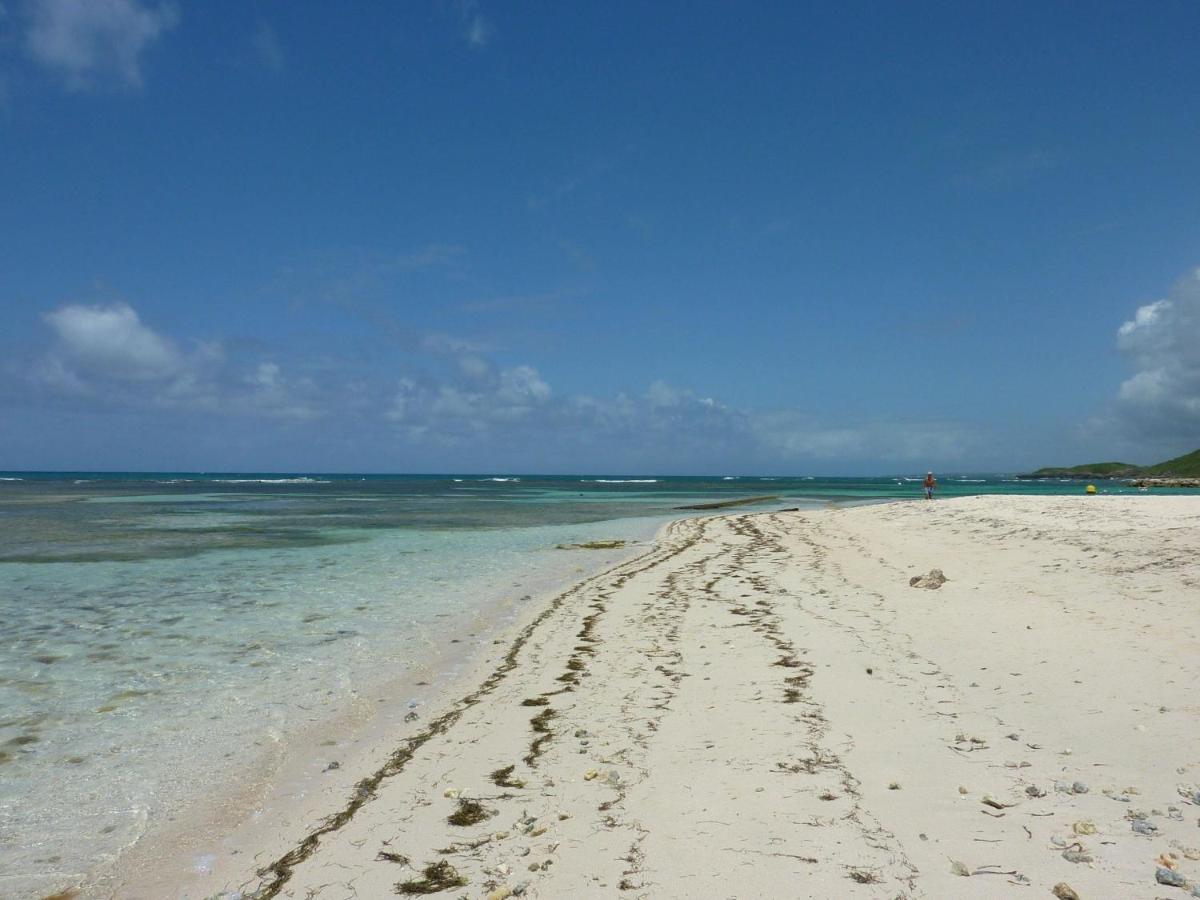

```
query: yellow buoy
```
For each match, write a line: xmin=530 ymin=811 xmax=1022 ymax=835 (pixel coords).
xmin=1085 ymin=484 xmax=1097 ymax=494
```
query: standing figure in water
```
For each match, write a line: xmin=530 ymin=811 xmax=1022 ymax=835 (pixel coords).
xmin=923 ymin=471 xmax=937 ymax=500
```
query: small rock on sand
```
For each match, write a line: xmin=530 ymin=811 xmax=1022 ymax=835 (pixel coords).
xmin=909 ymin=569 xmax=948 ymax=589
xmin=1156 ymin=866 xmax=1187 ymax=887
xmin=1052 ymin=884 xmax=1081 ymax=900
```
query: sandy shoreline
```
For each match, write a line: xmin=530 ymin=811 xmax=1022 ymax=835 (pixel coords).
xmin=108 ymin=495 xmax=1200 ymax=899
xmin=72 ymin=522 xmax=666 ymax=900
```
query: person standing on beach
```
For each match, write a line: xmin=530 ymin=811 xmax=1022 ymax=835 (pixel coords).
xmin=923 ymin=471 xmax=936 ymax=500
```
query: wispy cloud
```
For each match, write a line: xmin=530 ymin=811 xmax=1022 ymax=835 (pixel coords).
xmin=950 ymin=149 xmax=1060 ymax=191
xmin=252 ymin=20 xmax=284 ymax=74
xmin=453 ymin=0 xmax=491 ymax=49
xmin=24 ymin=0 xmax=178 ymax=90
xmin=526 ymin=157 xmax=619 ymax=211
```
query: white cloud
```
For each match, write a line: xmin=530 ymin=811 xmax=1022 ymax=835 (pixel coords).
xmin=25 ymin=0 xmax=178 ymax=89
xmin=36 ymin=301 xmax=315 ymax=419
xmin=1114 ymin=268 xmax=1200 ymax=440
xmin=44 ymin=302 xmax=183 ymax=380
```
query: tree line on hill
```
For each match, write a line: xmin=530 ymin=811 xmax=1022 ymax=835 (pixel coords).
xmin=1023 ymin=448 xmax=1200 ymax=480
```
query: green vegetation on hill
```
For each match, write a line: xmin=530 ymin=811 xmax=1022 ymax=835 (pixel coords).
xmin=1144 ymin=448 xmax=1200 ymax=477
xmin=1028 ymin=461 xmax=1138 ymax=478
xmin=1026 ymin=448 xmax=1200 ymax=479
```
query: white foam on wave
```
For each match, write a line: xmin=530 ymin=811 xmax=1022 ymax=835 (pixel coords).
xmin=0 ymin=477 xmax=23 ymax=481
xmin=722 ymin=476 xmax=737 ymax=481
xmin=581 ymin=479 xmax=659 ymax=484
xmin=479 ymin=477 xmax=520 ymax=482
xmin=213 ymin=477 xmax=332 ymax=484
xmin=955 ymin=478 xmax=986 ymax=483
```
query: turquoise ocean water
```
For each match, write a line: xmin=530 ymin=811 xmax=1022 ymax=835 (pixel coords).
xmin=0 ymin=471 xmax=1171 ymax=895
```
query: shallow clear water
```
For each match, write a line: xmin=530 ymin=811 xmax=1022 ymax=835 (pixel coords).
xmin=0 ymin=471 xmax=1175 ymax=895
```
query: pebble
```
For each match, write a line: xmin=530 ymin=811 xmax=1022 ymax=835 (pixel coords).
xmin=1055 ymin=781 xmax=1073 ymax=794
xmin=1026 ymin=785 xmax=1047 ymax=798
xmin=1062 ymin=849 xmax=1092 ymax=864
xmin=1051 ymin=884 xmax=1081 ymax=900
xmin=1073 ymin=781 xmax=1089 ymax=794
xmin=486 ymin=888 xmax=512 ymax=900
xmin=1072 ymin=821 xmax=1097 ymax=836
xmin=1132 ymin=820 xmax=1158 ymax=835
xmin=323 ymin=761 xmax=339 ymax=772
xmin=1156 ymin=866 xmax=1188 ymax=887
xmin=516 ymin=846 xmax=530 ymax=857
xmin=513 ymin=881 xmax=530 ymax=896
xmin=444 ymin=788 xmax=461 ymax=799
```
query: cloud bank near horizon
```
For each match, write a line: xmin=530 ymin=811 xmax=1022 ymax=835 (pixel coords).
xmin=9 ymin=299 xmax=975 ymax=472
xmin=10 ymin=262 xmax=1200 ymax=472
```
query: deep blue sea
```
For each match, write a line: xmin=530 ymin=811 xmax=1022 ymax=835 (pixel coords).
xmin=0 ymin=471 xmax=1166 ymax=895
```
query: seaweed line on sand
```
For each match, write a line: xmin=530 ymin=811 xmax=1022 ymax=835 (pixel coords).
xmin=247 ymin=518 xmax=703 ymax=899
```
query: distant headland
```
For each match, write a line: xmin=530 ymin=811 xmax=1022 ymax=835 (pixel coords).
xmin=1021 ymin=448 xmax=1200 ymax=487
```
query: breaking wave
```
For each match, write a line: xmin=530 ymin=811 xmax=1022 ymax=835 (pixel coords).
xmin=581 ymin=479 xmax=659 ymax=484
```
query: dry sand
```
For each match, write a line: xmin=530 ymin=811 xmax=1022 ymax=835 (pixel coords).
xmin=117 ymin=495 xmax=1200 ymax=899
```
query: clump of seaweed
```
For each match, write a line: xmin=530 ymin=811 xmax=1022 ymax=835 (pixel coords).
xmin=524 ymin=707 xmax=558 ymax=766
xmin=530 ymin=708 xmax=557 ymax=733
xmin=490 ymin=765 xmax=526 ymax=789
xmin=520 ymin=696 xmax=549 ymax=707
xmin=377 ymin=850 xmax=410 ymax=864
xmin=783 ymin=688 xmax=802 ymax=703
xmin=396 ymin=860 xmax=468 ymax=894
xmin=556 ymin=540 xmax=627 ymax=550
xmin=847 ymin=867 xmax=881 ymax=884
xmin=447 ymin=798 xmax=495 ymax=827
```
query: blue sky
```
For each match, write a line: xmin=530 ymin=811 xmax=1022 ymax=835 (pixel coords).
xmin=2 ymin=1 xmax=1199 ymax=474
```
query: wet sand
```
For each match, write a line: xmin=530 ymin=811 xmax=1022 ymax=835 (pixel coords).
xmin=116 ymin=495 xmax=1200 ymax=898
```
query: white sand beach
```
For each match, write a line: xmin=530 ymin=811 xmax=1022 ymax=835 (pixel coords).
xmin=111 ymin=495 xmax=1200 ymax=899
